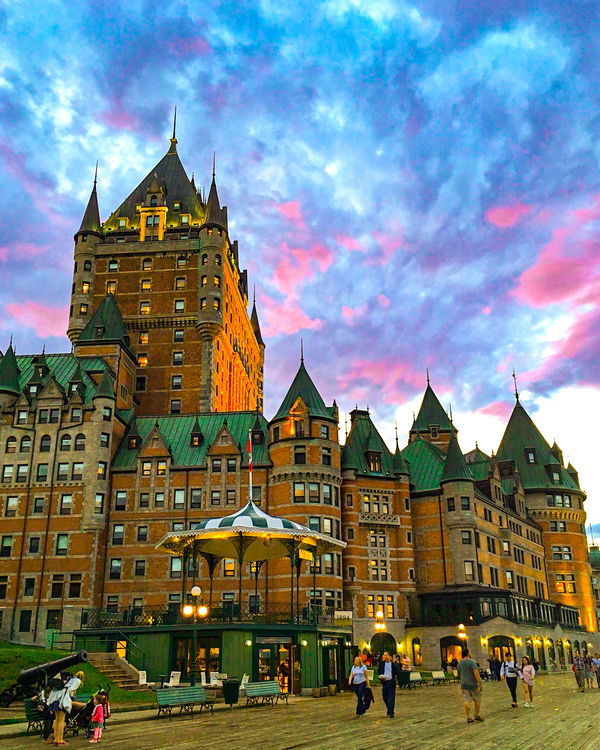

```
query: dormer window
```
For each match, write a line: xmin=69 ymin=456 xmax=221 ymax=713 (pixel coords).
xmin=552 ymin=471 xmax=560 ymax=483
xmin=525 ymin=449 xmax=536 ymax=464
xmin=252 ymin=429 xmax=263 ymax=445
xmin=293 ymin=419 xmax=304 ymax=437
xmin=181 ymin=214 xmax=189 ymax=225
xmin=118 ymin=218 xmax=126 ymax=228
xmin=95 ymin=326 xmax=105 ymax=338
xmin=29 ymin=385 xmax=39 ymax=396
xmin=128 ymin=436 xmax=140 ymax=449
xmin=135 ymin=204 xmax=141 ymax=214
xmin=150 ymin=194 xmax=158 ymax=207
xmin=191 ymin=433 xmax=202 ymax=447
xmin=430 ymin=425 xmax=439 ymax=438
xmin=173 ymin=202 xmax=180 ymax=212
xmin=108 ymin=259 xmax=118 ymax=272
xmin=366 ymin=451 xmax=382 ymax=473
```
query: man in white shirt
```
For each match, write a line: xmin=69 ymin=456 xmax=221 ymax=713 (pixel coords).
xmin=377 ymin=652 xmax=400 ymax=718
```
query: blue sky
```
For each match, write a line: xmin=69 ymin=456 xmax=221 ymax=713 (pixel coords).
xmin=1 ymin=0 xmax=600 ymax=526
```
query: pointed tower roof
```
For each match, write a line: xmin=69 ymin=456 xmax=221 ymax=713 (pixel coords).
xmin=94 ymin=368 xmax=115 ymax=400
xmin=341 ymin=409 xmax=395 ymax=476
xmin=69 ymin=362 xmax=85 ymax=385
xmin=412 ymin=384 xmax=453 ymax=431
xmin=103 ymin=139 xmax=203 ymax=228
xmin=273 ymin=359 xmax=332 ymax=420
xmin=392 ymin=442 xmax=410 ymax=476
xmin=497 ymin=401 xmax=579 ymax=491
xmin=78 ymin=295 xmax=132 ymax=350
xmin=77 ymin=168 xmax=102 ymax=235
xmin=441 ymin=433 xmax=473 ymax=483
xmin=250 ymin=300 xmax=264 ymax=346
xmin=0 ymin=344 xmax=20 ymax=395
xmin=203 ymin=175 xmax=227 ymax=228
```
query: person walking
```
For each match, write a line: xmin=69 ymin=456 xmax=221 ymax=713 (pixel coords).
xmin=520 ymin=656 xmax=535 ymax=708
xmin=377 ymin=651 xmax=400 ymax=718
xmin=592 ymin=653 xmax=600 ymax=688
xmin=400 ymin=652 xmax=411 ymax=689
xmin=573 ymin=652 xmax=585 ymax=692
xmin=500 ymin=653 xmax=520 ymax=707
xmin=457 ymin=650 xmax=483 ymax=724
xmin=348 ymin=656 xmax=370 ymax=717
xmin=583 ymin=655 xmax=594 ymax=690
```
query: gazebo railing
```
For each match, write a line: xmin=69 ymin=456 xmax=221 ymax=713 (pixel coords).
xmin=80 ymin=602 xmax=336 ymax=629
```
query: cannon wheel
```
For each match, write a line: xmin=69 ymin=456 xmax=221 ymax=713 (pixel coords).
xmin=0 ymin=684 xmax=20 ymax=708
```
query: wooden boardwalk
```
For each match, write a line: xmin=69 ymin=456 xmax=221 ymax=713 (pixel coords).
xmin=9 ymin=673 xmax=600 ymax=750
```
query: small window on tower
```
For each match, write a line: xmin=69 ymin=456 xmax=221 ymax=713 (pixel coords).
xmin=135 ymin=204 xmax=142 ymax=214
xmin=200 ymin=298 xmax=207 ymax=310
xmin=79 ymin=304 xmax=89 ymax=315
xmin=139 ymin=331 xmax=149 ymax=345
xmin=141 ymin=279 xmax=152 ymax=291
xmin=118 ymin=218 xmax=126 ymax=228
xmin=108 ymin=259 xmax=118 ymax=272
xmin=181 ymin=215 xmax=189 ymax=225
xmin=81 ymin=282 xmax=90 ymax=294
xmin=171 ymin=375 xmax=182 ymax=390
xmin=84 ymin=260 xmax=92 ymax=272
xmin=215 ymin=254 xmax=222 ymax=266
xmin=142 ymin=257 xmax=152 ymax=270
xmin=138 ymin=354 xmax=148 ymax=368
xmin=150 ymin=194 xmax=158 ymax=207
xmin=106 ymin=280 xmax=116 ymax=295
xmin=201 ymin=275 xmax=208 ymax=287
xmin=213 ymin=297 xmax=221 ymax=311
xmin=173 ymin=202 xmax=180 ymax=212
xmin=214 ymin=275 xmax=221 ymax=288
xmin=172 ymin=351 xmax=183 ymax=366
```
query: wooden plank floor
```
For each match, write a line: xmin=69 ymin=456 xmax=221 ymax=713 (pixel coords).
xmin=9 ymin=673 xmax=600 ymax=750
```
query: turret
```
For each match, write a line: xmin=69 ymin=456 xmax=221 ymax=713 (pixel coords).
xmin=409 ymin=376 xmax=454 ymax=449
xmin=68 ymin=167 xmax=103 ymax=342
xmin=0 ymin=343 xmax=20 ymax=409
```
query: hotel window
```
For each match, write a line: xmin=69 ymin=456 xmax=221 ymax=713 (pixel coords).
xmin=72 ymin=462 xmax=83 ymax=480
xmin=112 ymin=524 xmax=124 ymax=545
xmin=84 ymin=260 xmax=92 ymax=271
xmin=460 ymin=496 xmax=470 ymax=510
xmin=180 ymin=215 xmax=189 ymax=225
xmin=556 ymin=574 xmax=576 ymax=593
xmin=100 ymin=432 xmax=110 ymax=449
xmin=71 ymin=408 xmax=82 ymax=422
xmin=200 ymin=297 xmax=207 ymax=310
xmin=97 ymin=461 xmax=107 ymax=480
xmin=36 ymin=463 xmax=48 ymax=482
xmin=109 ymin=559 xmax=122 ymax=580
xmin=211 ymin=490 xmax=221 ymax=506
xmin=226 ymin=489 xmax=236 ymax=505
xmin=464 ymin=561 xmax=475 ymax=581
xmin=173 ymin=329 xmax=184 ymax=342
xmin=369 ymin=559 xmax=388 ymax=581
xmin=173 ymin=489 xmax=186 ymax=510
xmin=525 ymin=449 xmax=536 ymax=464
xmin=174 ymin=299 xmax=185 ymax=313
xmin=136 ymin=376 xmax=146 ymax=391
xmin=16 ymin=410 xmax=28 ymax=425
xmin=142 ymin=257 xmax=152 ymax=270
xmin=141 ymin=278 xmax=152 ymax=291
xmin=118 ymin=218 xmax=126 ymax=228
xmin=550 ymin=521 xmax=567 ymax=532
xmin=1 ymin=465 xmax=13 ymax=483
xmin=225 ymin=457 xmax=236 ymax=472
xmin=173 ymin=351 xmax=183 ymax=365
xmin=59 ymin=434 xmax=71 ymax=451
xmin=177 ymin=255 xmax=187 ymax=268
xmin=108 ymin=259 xmax=118 ymax=272
xmin=505 ymin=570 xmax=514 ymax=588
xmin=346 ymin=527 xmax=355 ymax=541
xmin=55 ymin=534 xmax=68 ymax=556
xmin=16 ymin=464 xmax=28 ymax=482
xmin=135 ymin=560 xmax=146 ymax=577
xmin=461 ymin=530 xmax=472 ymax=545
xmin=81 ymin=282 xmax=90 ymax=294
xmin=115 ymin=491 xmax=127 ymax=510
xmin=139 ymin=493 xmax=149 ymax=507
xmin=322 ymin=484 xmax=332 ymax=504
xmin=0 ymin=535 xmax=13 ymax=557
xmin=171 ymin=375 xmax=182 ymax=390
xmin=211 ymin=458 xmax=222 ymax=473
xmin=293 ymin=482 xmax=306 ymax=503
xmin=170 ymin=399 xmax=181 ymax=414
xmin=215 ymin=254 xmax=222 ymax=266
xmin=490 ymin=567 xmax=499 ymax=587
xmin=56 ymin=463 xmax=68 ymax=481
xmin=79 ymin=303 xmax=89 ymax=315
xmin=5 ymin=496 xmax=17 ymax=517
xmin=106 ymin=596 xmax=119 ymax=612
xmin=322 ymin=447 xmax=332 ymax=466
xmin=33 ymin=497 xmax=44 ymax=513
xmin=446 ymin=497 xmax=455 ymax=511
xmin=190 ymin=489 xmax=202 ymax=508
xmin=320 ymin=425 xmax=329 ymax=440
xmin=146 ymin=214 xmax=159 ymax=226
xmin=175 ymin=277 xmax=186 ymax=290
xmin=29 ymin=536 xmax=40 ymax=554
xmin=294 ymin=446 xmax=306 ymax=465
xmin=139 ymin=301 xmax=151 ymax=315
xmin=69 ymin=573 xmax=81 ymax=598
xmin=214 ymin=275 xmax=221 ymax=288
xmin=157 ymin=460 xmax=167 ymax=476
xmin=293 ymin=419 xmax=304 ymax=437
xmin=213 ymin=297 xmax=220 ymax=311
xmin=94 ymin=493 xmax=104 ymax=514
xmin=223 ymin=559 xmax=235 ymax=577
xmin=502 ymin=540 xmax=510 ymax=555
xmin=60 ymin=494 xmax=72 ymax=515
xmin=309 ymin=482 xmax=320 ymax=503
xmin=154 ymin=492 xmax=165 ymax=507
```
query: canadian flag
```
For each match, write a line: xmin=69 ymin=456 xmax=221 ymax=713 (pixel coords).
xmin=247 ymin=430 xmax=253 ymax=473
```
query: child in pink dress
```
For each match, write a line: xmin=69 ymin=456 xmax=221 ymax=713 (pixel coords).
xmin=89 ymin=694 xmax=106 ymax=743
xmin=520 ymin=656 xmax=536 ymax=708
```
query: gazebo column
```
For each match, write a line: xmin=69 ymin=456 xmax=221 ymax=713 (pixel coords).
xmin=295 ymin=558 xmax=302 ymax=623
xmin=232 ymin=532 xmax=254 ymax=619
xmin=201 ymin=553 xmax=224 ymax=610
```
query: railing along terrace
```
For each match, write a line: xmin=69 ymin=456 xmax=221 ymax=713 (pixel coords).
xmin=80 ymin=602 xmax=336 ymax=629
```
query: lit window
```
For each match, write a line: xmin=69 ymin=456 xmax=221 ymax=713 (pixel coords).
xmin=138 ymin=354 xmax=148 ymax=368
xmin=174 ymin=299 xmax=185 ymax=313
xmin=180 ymin=215 xmax=189 ymax=225
xmin=213 ymin=298 xmax=221 ymax=311
xmin=200 ymin=297 xmax=207 ymax=310
xmin=142 ymin=257 xmax=152 ymax=270
xmin=106 ymin=281 xmax=116 ymax=295
xmin=215 ymin=254 xmax=222 ymax=266
xmin=139 ymin=301 xmax=151 ymax=315
xmin=141 ymin=279 xmax=152 ymax=291
xmin=174 ymin=329 xmax=184 ymax=342
xmin=224 ymin=559 xmax=235 ymax=577
xmin=141 ymin=462 xmax=151 ymax=477
xmin=79 ymin=304 xmax=89 ymax=315
xmin=177 ymin=256 xmax=187 ymax=268
xmin=173 ymin=202 xmax=180 ymax=212
xmin=118 ymin=218 xmax=126 ymax=228
xmin=214 ymin=275 xmax=221 ymax=288
xmin=175 ymin=277 xmax=186 ymax=290
xmin=81 ymin=282 xmax=90 ymax=294
xmin=139 ymin=331 xmax=149 ymax=345
xmin=97 ymin=461 xmax=107 ymax=479
xmin=108 ymin=259 xmax=118 ymax=272
xmin=157 ymin=460 xmax=167 ymax=476
xmin=55 ymin=534 xmax=68 ymax=556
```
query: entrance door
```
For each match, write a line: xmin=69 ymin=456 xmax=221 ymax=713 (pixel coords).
xmin=488 ymin=636 xmax=515 ymax=662
xmin=255 ymin=643 xmax=298 ymax=694
xmin=322 ymin=645 xmax=340 ymax=690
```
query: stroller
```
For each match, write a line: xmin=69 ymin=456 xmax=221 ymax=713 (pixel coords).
xmin=67 ymin=688 xmax=111 ymax=739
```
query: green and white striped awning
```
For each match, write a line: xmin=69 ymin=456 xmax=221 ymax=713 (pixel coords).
xmin=155 ymin=501 xmax=345 ymax=562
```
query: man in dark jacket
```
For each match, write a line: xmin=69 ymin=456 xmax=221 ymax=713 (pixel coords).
xmin=377 ymin=651 xmax=401 ymax=718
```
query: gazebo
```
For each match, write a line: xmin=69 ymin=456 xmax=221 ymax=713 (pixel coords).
xmin=155 ymin=500 xmax=346 ymax=622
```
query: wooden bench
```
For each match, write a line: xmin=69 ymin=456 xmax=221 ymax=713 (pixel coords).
xmin=245 ymin=681 xmax=288 ymax=706
xmin=430 ymin=671 xmax=452 ymax=686
xmin=24 ymin=698 xmax=46 ymax=735
xmin=409 ymin=671 xmax=427 ymax=687
xmin=155 ymin=686 xmax=214 ymax=718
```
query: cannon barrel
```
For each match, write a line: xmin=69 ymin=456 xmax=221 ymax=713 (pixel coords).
xmin=17 ymin=650 xmax=88 ymax=685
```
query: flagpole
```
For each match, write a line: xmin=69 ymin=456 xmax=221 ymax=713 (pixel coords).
xmin=248 ymin=429 xmax=253 ymax=503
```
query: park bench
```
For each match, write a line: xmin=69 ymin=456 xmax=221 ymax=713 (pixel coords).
xmin=409 ymin=672 xmax=427 ymax=687
xmin=24 ymin=698 xmax=46 ymax=735
xmin=245 ymin=680 xmax=288 ymax=706
xmin=430 ymin=671 xmax=452 ymax=686
xmin=155 ymin=686 xmax=214 ymax=718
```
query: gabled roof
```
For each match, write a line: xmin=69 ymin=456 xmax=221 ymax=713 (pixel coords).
xmin=0 ymin=345 xmax=20 ymax=395
xmin=14 ymin=353 xmax=109 ymax=404
xmin=341 ymin=410 xmax=395 ymax=477
xmin=77 ymin=177 xmax=102 ymax=235
xmin=497 ymin=401 xmax=579 ymax=491
xmin=112 ymin=412 xmax=270 ymax=469
xmin=441 ymin=433 xmax=473 ymax=483
xmin=411 ymin=384 xmax=453 ymax=432
xmin=78 ymin=295 xmax=132 ymax=350
xmin=273 ymin=360 xmax=333 ymax=420
xmin=401 ymin=436 xmax=446 ymax=492
xmin=103 ymin=140 xmax=204 ymax=229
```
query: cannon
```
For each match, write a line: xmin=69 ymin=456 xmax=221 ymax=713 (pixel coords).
xmin=0 ymin=650 xmax=88 ymax=707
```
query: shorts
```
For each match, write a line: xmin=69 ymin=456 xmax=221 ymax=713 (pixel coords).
xmin=461 ymin=685 xmax=482 ymax=704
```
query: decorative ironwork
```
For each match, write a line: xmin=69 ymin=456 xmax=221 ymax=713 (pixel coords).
xmin=358 ymin=512 xmax=402 ymax=526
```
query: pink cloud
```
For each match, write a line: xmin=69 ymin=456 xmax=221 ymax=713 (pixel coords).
xmin=271 ymin=242 xmax=334 ymax=299
xmin=481 ymin=305 xmax=492 ymax=315
xmin=337 ymin=357 xmax=427 ymax=404
xmin=166 ymin=37 xmax=211 ymax=56
xmin=341 ymin=304 xmax=367 ymax=325
xmin=5 ymin=302 xmax=68 ymax=338
xmin=335 ymin=234 xmax=364 ymax=252
xmin=368 ymin=229 xmax=404 ymax=266
xmin=486 ymin=203 xmax=532 ymax=228
xmin=478 ymin=401 xmax=513 ymax=419
xmin=377 ymin=294 xmax=391 ymax=308
xmin=0 ymin=242 xmax=47 ymax=263
xmin=260 ymin=294 xmax=323 ymax=337
xmin=276 ymin=201 xmax=304 ymax=224
xmin=100 ymin=100 xmax=141 ymax=132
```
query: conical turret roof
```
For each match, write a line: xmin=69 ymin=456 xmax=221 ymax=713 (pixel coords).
xmin=273 ymin=359 xmax=332 ymax=420
xmin=412 ymin=384 xmax=453 ymax=431
xmin=94 ymin=368 xmax=115 ymax=400
xmin=250 ymin=301 xmax=264 ymax=346
xmin=77 ymin=175 xmax=102 ymax=235
xmin=441 ymin=433 xmax=473 ymax=483
xmin=78 ymin=295 xmax=131 ymax=349
xmin=392 ymin=441 xmax=410 ymax=476
xmin=203 ymin=176 xmax=227 ymax=228
xmin=0 ymin=344 xmax=20 ymax=395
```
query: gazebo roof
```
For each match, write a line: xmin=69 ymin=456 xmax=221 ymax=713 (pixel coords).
xmin=155 ymin=501 xmax=345 ymax=561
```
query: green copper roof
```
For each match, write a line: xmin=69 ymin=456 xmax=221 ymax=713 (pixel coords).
xmin=497 ymin=401 xmax=579 ymax=491
xmin=0 ymin=345 xmax=21 ymax=395
xmin=78 ymin=295 xmax=131 ymax=349
xmin=467 ymin=458 xmax=491 ymax=481
xmin=94 ymin=368 xmax=115 ymax=400
xmin=401 ymin=436 xmax=446 ymax=492
xmin=589 ymin=545 xmax=600 ymax=570
xmin=203 ymin=176 xmax=227 ymax=228
xmin=341 ymin=410 xmax=395 ymax=477
xmin=14 ymin=353 xmax=109 ymax=403
xmin=273 ymin=360 xmax=333 ymax=420
xmin=392 ymin=442 xmax=410 ymax=475
xmin=78 ymin=179 xmax=102 ymax=234
xmin=104 ymin=140 xmax=204 ymax=229
xmin=112 ymin=412 xmax=270 ymax=469
xmin=441 ymin=434 xmax=473 ymax=483
xmin=411 ymin=384 xmax=453 ymax=431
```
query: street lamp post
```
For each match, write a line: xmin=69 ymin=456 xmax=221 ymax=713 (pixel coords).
xmin=182 ymin=585 xmax=207 ymax=686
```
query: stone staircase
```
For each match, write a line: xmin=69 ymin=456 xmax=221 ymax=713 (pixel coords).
xmin=87 ymin=653 xmax=149 ymax=691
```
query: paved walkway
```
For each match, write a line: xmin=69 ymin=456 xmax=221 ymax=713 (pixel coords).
xmin=5 ymin=673 xmax=600 ymax=750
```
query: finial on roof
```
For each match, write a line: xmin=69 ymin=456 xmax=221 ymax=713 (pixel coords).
xmin=475 ymin=440 xmax=478 ymax=449
xmin=9 ymin=335 xmax=13 ymax=348
xmin=41 ymin=343 xmax=46 ymax=355
xmin=94 ymin=160 xmax=98 ymax=186
xmin=212 ymin=152 xmax=216 ymax=179
xmin=448 ymin=402 xmax=453 ymax=424
xmin=172 ymin=105 xmax=177 ymax=141
xmin=394 ymin=420 xmax=399 ymax=449
xmin=512 ymin=368 xmax=520 ymax=403
xmin=300 ymin=338 xmax=304 ymax=364
xmin=590 ymin=523 xmax=596 ymax=545
xmin=426 ymin=368 xmax=430 ymax=385
xmin=253 ymin=283 xmax=256 ymax=304
xmin=366 ymin=404 xmax=370 ymax=415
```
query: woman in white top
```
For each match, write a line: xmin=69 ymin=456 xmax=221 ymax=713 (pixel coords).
xmin=348 ymin=657 xmax=370 ymax=717
xmin=500 ymin=654 xmax=520 ymax=707
xmin=45 ymin=677 xmax=72 ymax=746
xmin=66 ymin=670 xmax=86 ymax=711
xmin=520 ymin=656 xmax=535 ymax=707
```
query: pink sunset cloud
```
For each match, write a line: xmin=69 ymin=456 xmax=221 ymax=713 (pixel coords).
xmin=335 ymin=234 xmax=364 ymax=252
xmin=478 ymin=400 xmax=513 ymax=419
xmin=100 ymin=100 xmax=141 ymax=132
xmin=481 ymin=305 xmax=492 ymax=315
xmin=271 ymin=242 xmax=334 ymax=298
xmin=276 ymin=201 xmax=304 ymax=224
xmin=0 ymin=242 xmax=47 ymax=263
xmin=260 ymin=294 xmax=323 ymax=337
xmin=368 ymin=229 xmax=404 ymax=266
xmin=4 ymin=301 xmax=68 ymax=338
xmin=377 ymin=294 xmax=391 ymax=308
xmin=486 ymin=203 xmax=532 ymax=228
xmin=337 ymin=357 xmax=427 ymax=404
xmin=341 ymin=304 xmax=367 ymax=325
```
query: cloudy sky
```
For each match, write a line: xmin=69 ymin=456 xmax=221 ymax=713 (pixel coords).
xmin=1 ymin=1 xmax=600 ymax=529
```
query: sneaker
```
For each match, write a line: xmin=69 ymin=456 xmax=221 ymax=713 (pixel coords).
xmin=467 ymin=718 xmax=475 ymax=723
xmin=474 ymin=716 xmax=484 ymax=722
xmin=524 ymin=702 xmax=530 ymax=708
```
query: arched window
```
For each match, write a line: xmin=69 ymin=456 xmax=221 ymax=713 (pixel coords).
xmin=5 ymin=437 xmax=16 ymax=454
xmin=412 ymin=637 xmax=422 ymax=666
xmin=74 ymin=433 xmax=86 ymax=451
xmin=84 ymin=260 xmax=92 ymax=272
xmin=60 ymin=434 xmax=72 ymax=451
xmin=20 ymin=435 xmax=31 ymax=453
xmin=214 ymin=275 xmax=221 ymax=288
xmin=150 ymin=194 xmax=158 ymax=206
xmin=201 ymin=254 xmax=208 ymax=265
xmin=40 ymin=435 xmax=51 ymax=453
xmin=215 ymin=254 xmax=222 ymax=266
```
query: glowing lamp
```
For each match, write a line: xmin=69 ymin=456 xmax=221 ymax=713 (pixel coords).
xmin=245 ymin=639 xmax=253 ymax=647
xmin=191 ymin=586 xmax=202 ymax=597
xmin=182 ymin=604 xmax=194 ymax=617
xmin=376 ymin=609 xmax=384 ymax=619
xmin=300 ymin=640 xmax=308 ymax=647
xmin=198 ymin=605 xmax=209 ymax=617
xmin=458 ymin=632 xmax=467 ymax=640
xmin=458 ymin=624 xmax=465 ymax=631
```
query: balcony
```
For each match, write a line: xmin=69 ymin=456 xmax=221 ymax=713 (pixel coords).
xmin=80 ymin=602 xmax=338 ymax=630
xmin=358 ymin=512 xmax=402 ymax=526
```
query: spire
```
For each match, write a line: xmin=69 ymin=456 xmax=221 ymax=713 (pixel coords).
xmin=441 ymin=433 xmax=472 ymax=483
xmin=77 ymin=167 xmax=102 ymax=235
xmin=78 ymin=294 xmax=131 ymax=350
xmin=204 ymin=171 xmax=225 ymax=227
xmin=212 ymin=152 xmax=216 ymax=179
xmin=300 ymin=339 xmax=304 ymax=364
xmin=411 ymin=383 xmax=453 ymax=432
xmin=250 ymin=299 xmax=264 ymax=346
xmin=426 ymin=368 xmax=430 ymax=385
xmin=273 ymin=359 xmax=331 ymax=420
xmin=94 ymin=368 xmax=115 ymax=400
xmin=168 ymin=106 xmax=178 ymax=154
xmin=0 ymin=343 xmax=20 ymax=395
xmin=512 ymin=368 xmax=520 ymax=403
xmin=392 ymin=441 xmax=410 ymax=476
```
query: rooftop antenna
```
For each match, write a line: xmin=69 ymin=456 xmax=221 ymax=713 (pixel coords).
xmin=512 ymin=368 xmax=520 ymax=403
xmin=212 ymin=152 xmax=216 ymax=179
xmin=300 ymin=339 xmax=304 ymax=364
xmin=590 ymin=523 xmax=596 ymax=546
xmin=94 ymin=160 xmax=98 ymax=186
xmin=426 ymin=368 xmax=430 ymax=386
